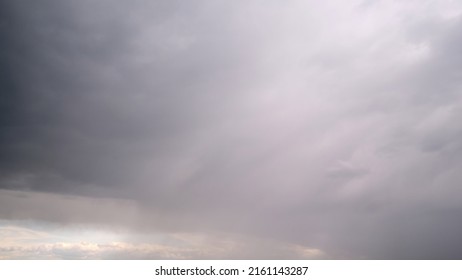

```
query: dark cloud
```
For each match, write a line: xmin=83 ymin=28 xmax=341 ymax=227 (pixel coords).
xmin=1 ymin=0 xmax=462 ymax=259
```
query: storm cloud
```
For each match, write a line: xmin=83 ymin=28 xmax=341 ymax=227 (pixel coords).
xmin=1 ymin=0 xmax=462 ymax=259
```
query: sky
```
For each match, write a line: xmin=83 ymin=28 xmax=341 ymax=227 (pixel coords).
xmin=1 ymin=0 xmax=462 ymax=259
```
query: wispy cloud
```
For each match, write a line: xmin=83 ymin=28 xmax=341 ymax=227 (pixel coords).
xmin=0 ymin=222 xmax=325 ymax=259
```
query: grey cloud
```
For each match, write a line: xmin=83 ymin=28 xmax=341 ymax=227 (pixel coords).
xmin=2 ymin=0 xmax=462 ymax=259
xmin=0 ymin=189 xmax=139 ymax=227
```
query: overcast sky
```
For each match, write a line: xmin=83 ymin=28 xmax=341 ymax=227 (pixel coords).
xmin=1 ymin=0 xmax=462 ymax=259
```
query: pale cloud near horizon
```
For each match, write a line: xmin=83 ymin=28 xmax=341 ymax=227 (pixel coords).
xmin=0 ymin=219 xmax=325 ymax=260
xmin=1 ymin=0 xmax=462 ymax=259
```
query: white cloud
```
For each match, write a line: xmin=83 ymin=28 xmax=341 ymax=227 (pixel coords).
xmin=0 ymin=221 xmax=326 ymax=259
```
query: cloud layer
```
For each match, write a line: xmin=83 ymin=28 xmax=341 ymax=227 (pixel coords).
xmin=1 ymin=0 xmax=462 ymax=259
